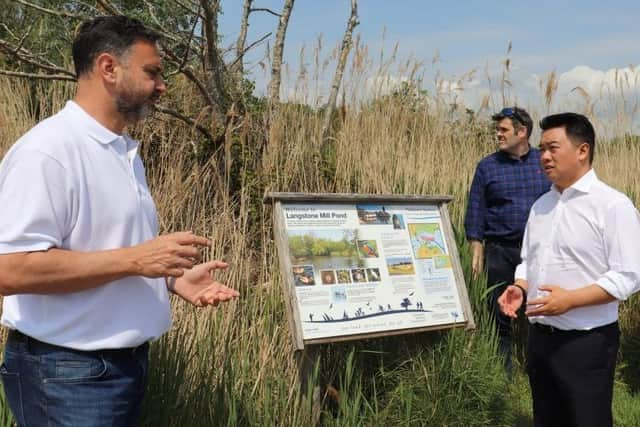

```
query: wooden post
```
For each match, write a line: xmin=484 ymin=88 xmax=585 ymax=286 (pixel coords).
xmin=296 ymin=346 xmax=321 ymax=425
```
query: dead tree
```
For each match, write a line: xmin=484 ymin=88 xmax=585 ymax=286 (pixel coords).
xmin=268 ymin=0 xmax=295 ymax=105
xmin=234 ymin=0 xmax=253 ymax=78
xmin=231 ymin=0 xmax=275 ymax=98
xmin=320 ymin=0 xmax=358 ymax=143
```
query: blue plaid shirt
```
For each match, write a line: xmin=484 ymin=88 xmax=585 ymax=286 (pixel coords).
xmin=465 ymin=147 xmax=551 ymax=242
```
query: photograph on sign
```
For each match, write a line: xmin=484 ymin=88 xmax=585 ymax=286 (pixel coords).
xmin=281 ymin=202 xmax=466 ymax=341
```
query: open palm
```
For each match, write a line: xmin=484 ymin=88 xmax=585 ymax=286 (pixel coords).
xmin=498 ymin=285 xmax=524 ymax=319
xmin=173 ymin=260 xmax=239 ymax=307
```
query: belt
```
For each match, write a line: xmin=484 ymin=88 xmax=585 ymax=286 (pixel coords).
xmin=7 ymin=329 xmax=148 ymax=357
xmin=532 ymin=321 xmax=618 ymax=335
xmin=485 ymin=237 xmax=522 ymax=249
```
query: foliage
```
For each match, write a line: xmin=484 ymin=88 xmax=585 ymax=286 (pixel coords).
xmin=0 ymin=1 xmax=253 ymax=161
xmin=288 ymin=231 xmax=356 ymax=258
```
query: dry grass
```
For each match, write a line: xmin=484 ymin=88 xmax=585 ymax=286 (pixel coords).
xmin=1 ymin=51 xmax=640 ymax=425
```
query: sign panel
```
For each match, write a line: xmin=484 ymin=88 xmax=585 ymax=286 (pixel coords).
xmin=267 ymin=193 xmax=474 ymax=349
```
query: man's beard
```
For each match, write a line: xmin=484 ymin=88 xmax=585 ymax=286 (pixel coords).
xmin=115 ymin=89 xmax=158 ymax=124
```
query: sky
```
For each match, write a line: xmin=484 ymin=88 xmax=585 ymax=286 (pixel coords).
xmin=218 ymin=0 xmax=640 ymax=129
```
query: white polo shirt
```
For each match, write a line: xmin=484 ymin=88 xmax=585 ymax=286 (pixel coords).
xmin=515 ymin=169 xmax=640 ymax=330
xmin=0 ymin=101 xmax=171 ymax=350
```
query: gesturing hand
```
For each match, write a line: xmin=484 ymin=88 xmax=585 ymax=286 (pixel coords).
xmin=498 ymin=285 xmax=525 ymax=319
xmin=128 ymin=231 xmax=210 ymax=278
xmin=525 ymin=285 xmax=573 ymax=316
xmin=173 ymin=260 xmax=239 ymax=307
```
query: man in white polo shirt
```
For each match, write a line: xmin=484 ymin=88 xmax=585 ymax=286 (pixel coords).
xmin=498 ymin=113 xmax=640 ymax=427
xmin=0 ymin=16 xmax=239 ymax=426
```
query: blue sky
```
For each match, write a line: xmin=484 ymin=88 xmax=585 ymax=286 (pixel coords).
xmin=218 ymin=0 xmax=640 ymax=126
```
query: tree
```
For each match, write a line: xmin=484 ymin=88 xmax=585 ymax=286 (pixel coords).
xmin=320 ymin=0 xmax=358 ymax=143
xmin=267 ymin=0 xmax=294 ymax=105
xmin=0 ymin=0 xmax=292 ymax=152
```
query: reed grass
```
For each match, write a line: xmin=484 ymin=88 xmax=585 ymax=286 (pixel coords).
xmin=1 ymin=39 xmax=640 ymax=426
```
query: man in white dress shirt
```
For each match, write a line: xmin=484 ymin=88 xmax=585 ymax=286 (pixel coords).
xmin=498 ymin=112 xmax=640 ymax=427
xmin=0 ymin=16 xmax=239 ymax=426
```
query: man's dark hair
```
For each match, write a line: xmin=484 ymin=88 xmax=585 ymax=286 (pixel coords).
xmin=73 ymin=16 xmax=160 ymax=78
xmin=491 ymin=107 xmax=533 ymax=140
xmin=539 ymin=112 xmax=595 ymax=164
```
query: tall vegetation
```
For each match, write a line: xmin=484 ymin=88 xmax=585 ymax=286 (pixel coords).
xmin=2 ymin=3 xmax=640 ymax=427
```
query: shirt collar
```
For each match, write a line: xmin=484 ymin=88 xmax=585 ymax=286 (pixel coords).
xmin=64 ymin=100 xmax=122 ymax=145
xmin=551 ymin=168 xmax=597 ymax=195
xmin=497 ymin=144 xmax=532 ymax=161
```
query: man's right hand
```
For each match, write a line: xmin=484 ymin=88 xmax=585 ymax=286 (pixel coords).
xmin=127 ymin=231 xmax=211 ymax=278
xmin=470 ymin=240 xmax=484 ymax=279
xmin=498 ymin=284 xmax=525 ymax=319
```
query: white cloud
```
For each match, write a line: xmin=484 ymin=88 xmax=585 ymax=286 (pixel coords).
xmin=557 ymin=65 xmax=640 ymax=98
xmin=431 ymin=65 xmax=640 ymax=119
xmin=552 ymin=65 xmax=640 ymax=135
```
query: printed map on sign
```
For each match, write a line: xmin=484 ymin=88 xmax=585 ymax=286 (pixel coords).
xmin=278 ymin=201 xmax=468 ymax=342
xmin=408 ymin=223 xmax=446 ymax=259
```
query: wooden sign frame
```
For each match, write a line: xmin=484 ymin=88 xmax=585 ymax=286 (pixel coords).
xmin=265 ymin=192 xmax=475 ymax=350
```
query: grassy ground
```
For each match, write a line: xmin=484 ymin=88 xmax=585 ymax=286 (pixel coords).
xmin=1 ymin=66 xmax=640 ymax=426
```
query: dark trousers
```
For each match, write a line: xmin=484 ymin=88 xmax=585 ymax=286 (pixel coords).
xmin=0 ymin=329 xmax=149 ymax=427
xmin=527 ymin=322 xmax=619 ymax=427
xmin=485 ymin=241 xmax=521 ymax=371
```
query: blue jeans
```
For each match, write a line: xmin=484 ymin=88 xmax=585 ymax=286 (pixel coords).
xmin=1 ymin=330 xmax=149 ymax=427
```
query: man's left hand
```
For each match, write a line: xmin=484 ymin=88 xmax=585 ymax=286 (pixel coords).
xmin=525 ymin=285 xmax=573 ymax=316
xmin=172 ymin=260 xmax=240 ymax=307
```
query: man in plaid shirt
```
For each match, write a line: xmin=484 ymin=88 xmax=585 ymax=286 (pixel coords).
xmin=465 ymin=107 xmax=550 ymax=372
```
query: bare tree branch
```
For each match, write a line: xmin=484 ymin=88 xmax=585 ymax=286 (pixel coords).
xmin=12 ymin=25 xmax=33 ymax=53
xmin=162 ymin=47 xmax=216 ymax=107
xmin=123 ymin=5 xmax=178 ymax=44
xmin=229 ymin=32 xmax=271 ymax=70
xmin=176 ymin=5 xmax=202 ymax=71
xmin=95 ymin=0 xmax=122 ymax=15
xmin=15 ymin=0 xmax=87 ymax=19
xmin=180 ymin=67 xmax=217 ymax=106
xmin=173 ymin=0 xmax=202 ymax=18
xmin=0 ymin=39 xmax=76 ymax=78
xmin=143 ymin=0 xmax=166 ymax=30
xmin=75 ymin=1 xmax=102 ymax=15
xmin=321 ymin=0 xmax=358 ymax=141
xmin=155 ymin=104 xmax=214 ymax=142
xmin=268 ymin=0 xmax=295 ymax=104
xmin=250 ymin=8 xmax=281 ymax=17
xmin=143 ymin=5 xmax=212 ymax=109
xmin=0 ymin=23 xmax=19 ymax=41
xmin=0 ymin=69 xmax=76 ymax=81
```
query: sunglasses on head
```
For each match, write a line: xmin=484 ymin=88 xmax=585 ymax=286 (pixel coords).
xmin=499 ymin=107 xmax=524 ymax=124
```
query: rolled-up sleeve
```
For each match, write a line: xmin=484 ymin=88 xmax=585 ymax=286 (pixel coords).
xmin=465 ymin=164 xmax=486 ymax=241
xmin=0 ymin=149 xmax=71 ymax=254
xmin=595 ymin=198 xmax=640 ymax=300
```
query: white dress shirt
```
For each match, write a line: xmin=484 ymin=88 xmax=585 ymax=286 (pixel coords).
xmin=0 ymin=101 xmax=172 ymax=350
xmin=515 ymin=169 xmax=640 ymax=330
